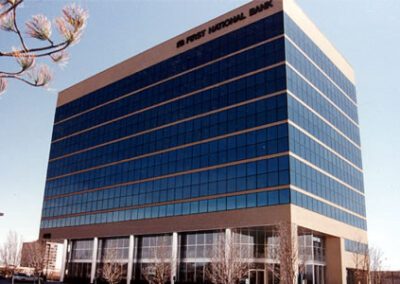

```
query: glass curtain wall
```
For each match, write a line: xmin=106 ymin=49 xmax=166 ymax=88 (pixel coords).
xmin=63 ymin=228 xmax=327 ymax=284
xmin=177 ymin=227 xmax=281 ymax=284
xmin=298 ymin=231 xmax=326 ymax=284
xmin=96 ymin=237 xmax=130 ymax=284
xmin=133 ymin=234 xmax=172 ymax=283
xmin=65 ymin=239 xmax=93 ymax=284
xmin=233 ymin=227 xmax=280 ymax=284
xmin=178 ymin=230 xmax=224 ymax=283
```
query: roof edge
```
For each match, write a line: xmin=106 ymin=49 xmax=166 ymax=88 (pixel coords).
xmin=283 ymin=0 xmax=355 ymax=83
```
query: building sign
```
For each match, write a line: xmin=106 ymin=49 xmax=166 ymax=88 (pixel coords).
xmin=176 ymin=0 xmax=274 ymax=48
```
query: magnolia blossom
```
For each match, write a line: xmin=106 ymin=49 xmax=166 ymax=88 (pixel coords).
xmin=50 ymin=50 xmax=69 ymax=66
xmin=0 ymin=12 xmax=15 ymax=32
xmin=0 ymin=78 xmax=7 ymax=95
xmin=63 ymin=4 xmax=87 ymax=30
xmin=12 ymin=48 xmax=36 ymax=71
xmin=26 ymin=14 xmax=52 ymax=40
xmin=16 ymin=53 xmax=35 ymax=70
xmin=29 ymin=64 xmax=53 ymax=87
xmin=56 ymin=4 xmax=88 ymax=44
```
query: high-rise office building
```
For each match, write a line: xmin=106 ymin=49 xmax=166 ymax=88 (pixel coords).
xmin=39 ymin=1 xmax=368 ymax=283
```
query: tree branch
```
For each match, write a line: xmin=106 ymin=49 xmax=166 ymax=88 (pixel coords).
xmin=1 ymin=74 xmax=46 ymax=87
xmin=47 ymin=37 xmax=55 ymax=46
xmin=0 ymin=0 xmax=23 ymax=19
xmin=12 ymin=6 xmax=29 ymax=51
xmin=0 ymin=40 xmax=70 ymax=57
xmin=33 ymin=42 xmax=70 ymax=58
xmin=0 ymin=67 xmax=26 ymax=76
xmin=0 ymin=1 xmax=88 ymax=95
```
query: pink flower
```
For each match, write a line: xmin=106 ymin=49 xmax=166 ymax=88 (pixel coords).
xmin=50 ymin=50 xmax=69 ymax=66
xmin=26 ymin=14 xmax=52 ymax=40
xmin=0 ymin=78 xmax=7 ymax=95
xmin=12 ymin=48 xmax=36 ymax=71
xmin=56 ymin=4 xmax=88 ymax=44
xmin=29 ymin=64 xmax=53 ymax=87
xmin=16 ymin=54 xmax=35 ymax=71
xmin=0 ymin=12 xmax=15 ymax=32
xmin=62 ymin=4 xmax=88 ymax=31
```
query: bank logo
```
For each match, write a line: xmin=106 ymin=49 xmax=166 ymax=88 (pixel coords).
xmin=176 ymin=0 xmax=274 ymax=49
xmin=176 ymin=39 xmax=185 ymax=48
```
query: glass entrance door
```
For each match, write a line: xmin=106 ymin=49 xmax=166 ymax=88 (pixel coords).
xmin=249 ymin=269 xmax=265 ymax=284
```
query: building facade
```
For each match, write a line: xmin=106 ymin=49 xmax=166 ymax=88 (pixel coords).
xmin=39 ymin=0 xmax=368 ymax=283
xmin=21 ymin=241 xmax=63 ymax=278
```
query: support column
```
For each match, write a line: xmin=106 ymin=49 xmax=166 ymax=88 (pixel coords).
xmin=225 ymin=228 xmax=232 ymax=283
xmin=60 ymin=239 xmax=68 ymax=282
xmin=225 ymin=228 xmax=232 ymax=261
xmin=225 ymin=228 xmax=232 ymax=251
xmin=171 ymin=232 xmax=178 ymax=284
xmin=325 ymin=237 xmax=346 ymax=284
xmin=127 ymin=235 xmax=135 ymax=284
xmin=90 ymin=237 xmax=98 ymax=284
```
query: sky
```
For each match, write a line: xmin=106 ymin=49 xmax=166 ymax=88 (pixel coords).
xmin=0 ymin=0 xmax=399 ymax=270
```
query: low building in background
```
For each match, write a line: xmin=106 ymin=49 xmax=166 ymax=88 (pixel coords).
xmin=38 ymin=0 xmax=368 ymax=283
xmin=20 ymin=241 xmax=63 ymax=280
xmin=374 ymin=271 xmax=400 ymax=284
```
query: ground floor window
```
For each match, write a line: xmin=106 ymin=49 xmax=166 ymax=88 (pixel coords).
xmin=133 ymin=234 xmax=172 ymax=283
xmin=65 ymin=262 xmax=91 ymax=284
xmin=63 ymin=226 xmax=328 ymax=284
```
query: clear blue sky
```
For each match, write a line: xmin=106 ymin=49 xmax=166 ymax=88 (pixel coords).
xmin=0 ymin=0 xmax=399 ymax=269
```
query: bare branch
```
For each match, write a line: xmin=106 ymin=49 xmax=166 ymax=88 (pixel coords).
xmin=352 ymin=243 xmax=386 ymax=284
xmin=98 ymin=249 xmax=123 ymax=284
xmin=0 ymin=230 xmax=23 ymax=275
xmin=12 ymin=7 xmax=28 ymax=51
xmin=21 ymin=240 xmax=47 ymax=278
xmin=205 ymin=231 xmax=249 ymax=284
xmin=0 ymin=40 xmax=69 ymax=57
xmin=352 ymin=240 xmax=370 ymax=284
xmin=370 ymin=246 xmax=385 ymax=284
xmin=1 ymin=71 xmax=49 ymax=88
xmin=141 ymin=236 xmax=171 ymax=284
xmin=266 ymin=222 xmax=298 ymax=284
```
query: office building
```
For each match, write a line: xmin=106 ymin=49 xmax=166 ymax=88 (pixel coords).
xmin=39 ymin=0 xmax=368 ymax=283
